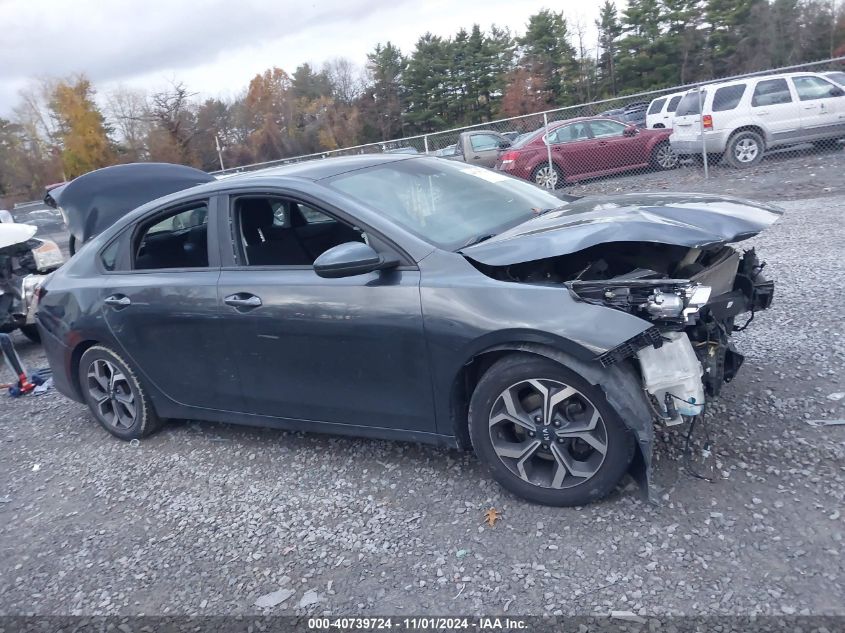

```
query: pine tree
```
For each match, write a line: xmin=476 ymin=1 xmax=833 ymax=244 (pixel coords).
xmin=596 ymin=1 xmax=622 ymax=96
xmin=519 ymin=10 xmax=579 ymax=106
xmin=364 ymin=42 xmax=405 ymax=141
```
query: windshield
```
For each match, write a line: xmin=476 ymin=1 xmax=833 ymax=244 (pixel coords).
xmin=326 ymin=158 xmax=563 ymax=249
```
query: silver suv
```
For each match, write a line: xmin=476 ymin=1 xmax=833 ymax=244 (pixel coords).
xmin=670 ymin=72 xmax=845 ymax=168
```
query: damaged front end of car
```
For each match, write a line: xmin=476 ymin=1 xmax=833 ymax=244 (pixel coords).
xmin=462 ymin=193 xmax=782 ymax=496
xmin=0 ymin=224 xmax=65 ymax=336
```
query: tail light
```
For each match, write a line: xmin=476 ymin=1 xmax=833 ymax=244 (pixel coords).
xmin=499 ymin=151 xmax=518 ymax=169
xmin=702 ymin=114 xmax=713 ymax=130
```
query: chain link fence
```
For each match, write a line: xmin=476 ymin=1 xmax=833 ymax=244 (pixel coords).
xmin=215 ymin=57 xmax=845 ymax=201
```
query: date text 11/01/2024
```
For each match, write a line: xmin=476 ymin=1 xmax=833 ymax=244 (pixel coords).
xmin=307 ymin=617 xmax=528 ymax=630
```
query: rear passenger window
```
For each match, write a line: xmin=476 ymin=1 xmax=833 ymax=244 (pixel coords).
xmin=667 ymin=95 xmax=682 ymax=112
xmin=647 ymin=98 xmax=666 ymax=115
xmin=134 ymin=202 xmax=209 ymax=270
xmin=712 ymin=84 xmax=746 ymax=111
xmin=752 ymin=79 xmax=793 ymax=106
xmin=100 ymin=238 xmax=120 ymax=271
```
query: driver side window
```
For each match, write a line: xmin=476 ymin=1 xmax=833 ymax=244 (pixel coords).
xmin=234 ymin=196 xmax=364 ymax=267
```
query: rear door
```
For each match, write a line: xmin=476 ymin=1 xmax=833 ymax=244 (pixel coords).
xmin=750 ymin=78 xmax=802 ymax=143
xmin=99 ymin=196 xmax=244 ymax=412
xmin=545 ymin=122 xmax=595 ymax=177
xmin=465 ymin=133 xmax=507 ymax=167
xmin=790 ymin=75 xmax=845 ymax=139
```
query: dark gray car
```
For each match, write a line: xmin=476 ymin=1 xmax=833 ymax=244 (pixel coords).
xmin=36 ymin=156 xmax=780 ymax=506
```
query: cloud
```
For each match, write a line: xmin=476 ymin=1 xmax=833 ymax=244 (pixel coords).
xmin=0 ymin=0 xmax=409 ymax=85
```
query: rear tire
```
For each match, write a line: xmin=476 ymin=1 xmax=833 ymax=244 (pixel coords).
xmin=19 ymin=325 xmax=40 ymax=344
xmin=727 ymin=130 xmax=764 ymax=168
xmin=468 ymin=354 xmax=635 ymax=506
xmin=78 ymin=345 xmax=163 ymax=440
xmin=651 ymin=141 xmax=679 ymax=170
xmin=531 ymin=163 xmax=564 ymax=190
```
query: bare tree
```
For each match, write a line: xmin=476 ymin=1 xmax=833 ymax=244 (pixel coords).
xmin=105 ymin=85 xmax=150 ymax=160
xmin=147 ymin=81 xmax=198 ymax=164
xmin=323 ymin=57 xmax=365 ymax=104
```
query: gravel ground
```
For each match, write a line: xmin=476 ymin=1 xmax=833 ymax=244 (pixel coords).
xmin=1 ymin=194 xmax=844 ymax=619
xmin=569 ymin=143 xmax=845 ymax=201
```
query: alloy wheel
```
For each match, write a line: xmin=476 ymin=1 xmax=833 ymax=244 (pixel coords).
xmin=656 ymin=144 xmax=679 ymax=169
xmin=734 ymin=138 xmax=759 ymax=163
xmin=534 ymin=166 xmax=559 ymax=189
xmin=488 ymin=378 xmax=608 ymax=489
xmin=86 ymin=359 xmax=137 ymax=430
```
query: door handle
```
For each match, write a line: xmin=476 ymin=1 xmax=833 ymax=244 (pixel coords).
xmin=473 ymin=155 xmax=481 ymax=159
xmin=104 ymin=295 xmax=131 ymax=307
xmin=598 ymin=141 xmax=609 ymax=146
xmin=224 ymin=294 xmax=262 ymax=308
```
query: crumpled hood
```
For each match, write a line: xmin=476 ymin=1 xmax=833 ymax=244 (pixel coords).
xmin=461 ymin=193 xmax=783 ymax=266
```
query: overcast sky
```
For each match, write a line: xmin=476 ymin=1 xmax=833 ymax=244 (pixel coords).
xmin=0 ymin=0 xmax=599 ymax=116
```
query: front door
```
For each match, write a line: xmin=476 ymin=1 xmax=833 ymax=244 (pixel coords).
xmin=217 ymin=194 xmax=436 ymax=432
xmin=101 ymin=198 xmax=243 ymax=412
xmin=466 ymin=133 xmax=506 ymax=167
xmin=791 ymin=75 xmax=845 ymax=139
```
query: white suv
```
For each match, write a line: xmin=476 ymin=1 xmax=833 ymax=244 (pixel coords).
xmin=645 ymin=91 xmax=686 ymax=129
xmin=669 ymin=72 xmax=845 ymax=168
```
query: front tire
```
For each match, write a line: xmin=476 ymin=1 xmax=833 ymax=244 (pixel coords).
xmin=78 ymin=345 xmax=162 ymax=440
xmin=531 ymin=163 xmax=564 ymax=189
xmin=727 ymin=130 xmax=764 ymax=168
xmin=468 ymin=355 xmax=635 ymax=506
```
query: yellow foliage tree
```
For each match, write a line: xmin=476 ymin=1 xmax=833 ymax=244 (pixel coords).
xmin=49 ymin=77 xmax=113 ymax=179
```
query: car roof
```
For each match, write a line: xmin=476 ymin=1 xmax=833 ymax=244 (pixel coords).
xmin=219 ymin=153 xmax=415 ymax=183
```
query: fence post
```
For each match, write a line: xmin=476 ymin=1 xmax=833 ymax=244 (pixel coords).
xmin=424 ymin=135 xmax=429 ymax=155
xmin=697 ymin=83 xmax=709 ymax=179
xmin=543 ymin=112 xmax=554 ymax=189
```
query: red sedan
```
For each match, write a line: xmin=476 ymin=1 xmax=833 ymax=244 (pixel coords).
xmin=495 ymin=117 xmax=677 ymax=188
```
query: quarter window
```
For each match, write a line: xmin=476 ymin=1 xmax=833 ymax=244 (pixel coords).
xmin=792 ymin=76 xmax=839 ymax=101
xmin=752 ymin=79 xmax=793 ymax=106
xmin=712 ymin=84 xmax=746 ymax=111
xmin=134 ymin=202 xmax=209 ymax=270
xmin=647 ymin=98 xmax=666 ymax=115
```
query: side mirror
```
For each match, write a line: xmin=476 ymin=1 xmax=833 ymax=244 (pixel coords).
xmin=623 ymin=125 xmax=638 ymax=137
xmin=497 ymin=140 xmax=512 ymax=149
xmin=313 ymin=241 xmax=397 ymax=279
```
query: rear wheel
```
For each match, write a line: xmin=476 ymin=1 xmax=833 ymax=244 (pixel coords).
xmin=468 ymin=355 xmax=635 ymax=506
xmin=651 ymin=141 xmax=679 ymax=170
xmin=727 ymin=130 xmax=764 ymax=168
xmin=78 ymin=345 xmax=163 ymax=440
xmin=531 ymin=163 xmax=564 ymax=189
xmin=19 ymin=325 xmax=40 ymax=344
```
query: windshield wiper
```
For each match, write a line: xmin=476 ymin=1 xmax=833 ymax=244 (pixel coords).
xmin=461 ymin=233 xmax=497 ymax=248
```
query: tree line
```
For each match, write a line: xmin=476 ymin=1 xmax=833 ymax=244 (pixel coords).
xmin=1 ymin=0 xmax=843 ymax=202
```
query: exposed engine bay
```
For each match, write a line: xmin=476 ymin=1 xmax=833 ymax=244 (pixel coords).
xmin=473 ymin=241 xmax=774 ymax=424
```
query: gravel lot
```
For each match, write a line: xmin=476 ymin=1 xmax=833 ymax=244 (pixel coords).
xmin=569 ymin=143 xmax=845 ymax=201
xmin=1 ymin=192 xmax=844 ymax=619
